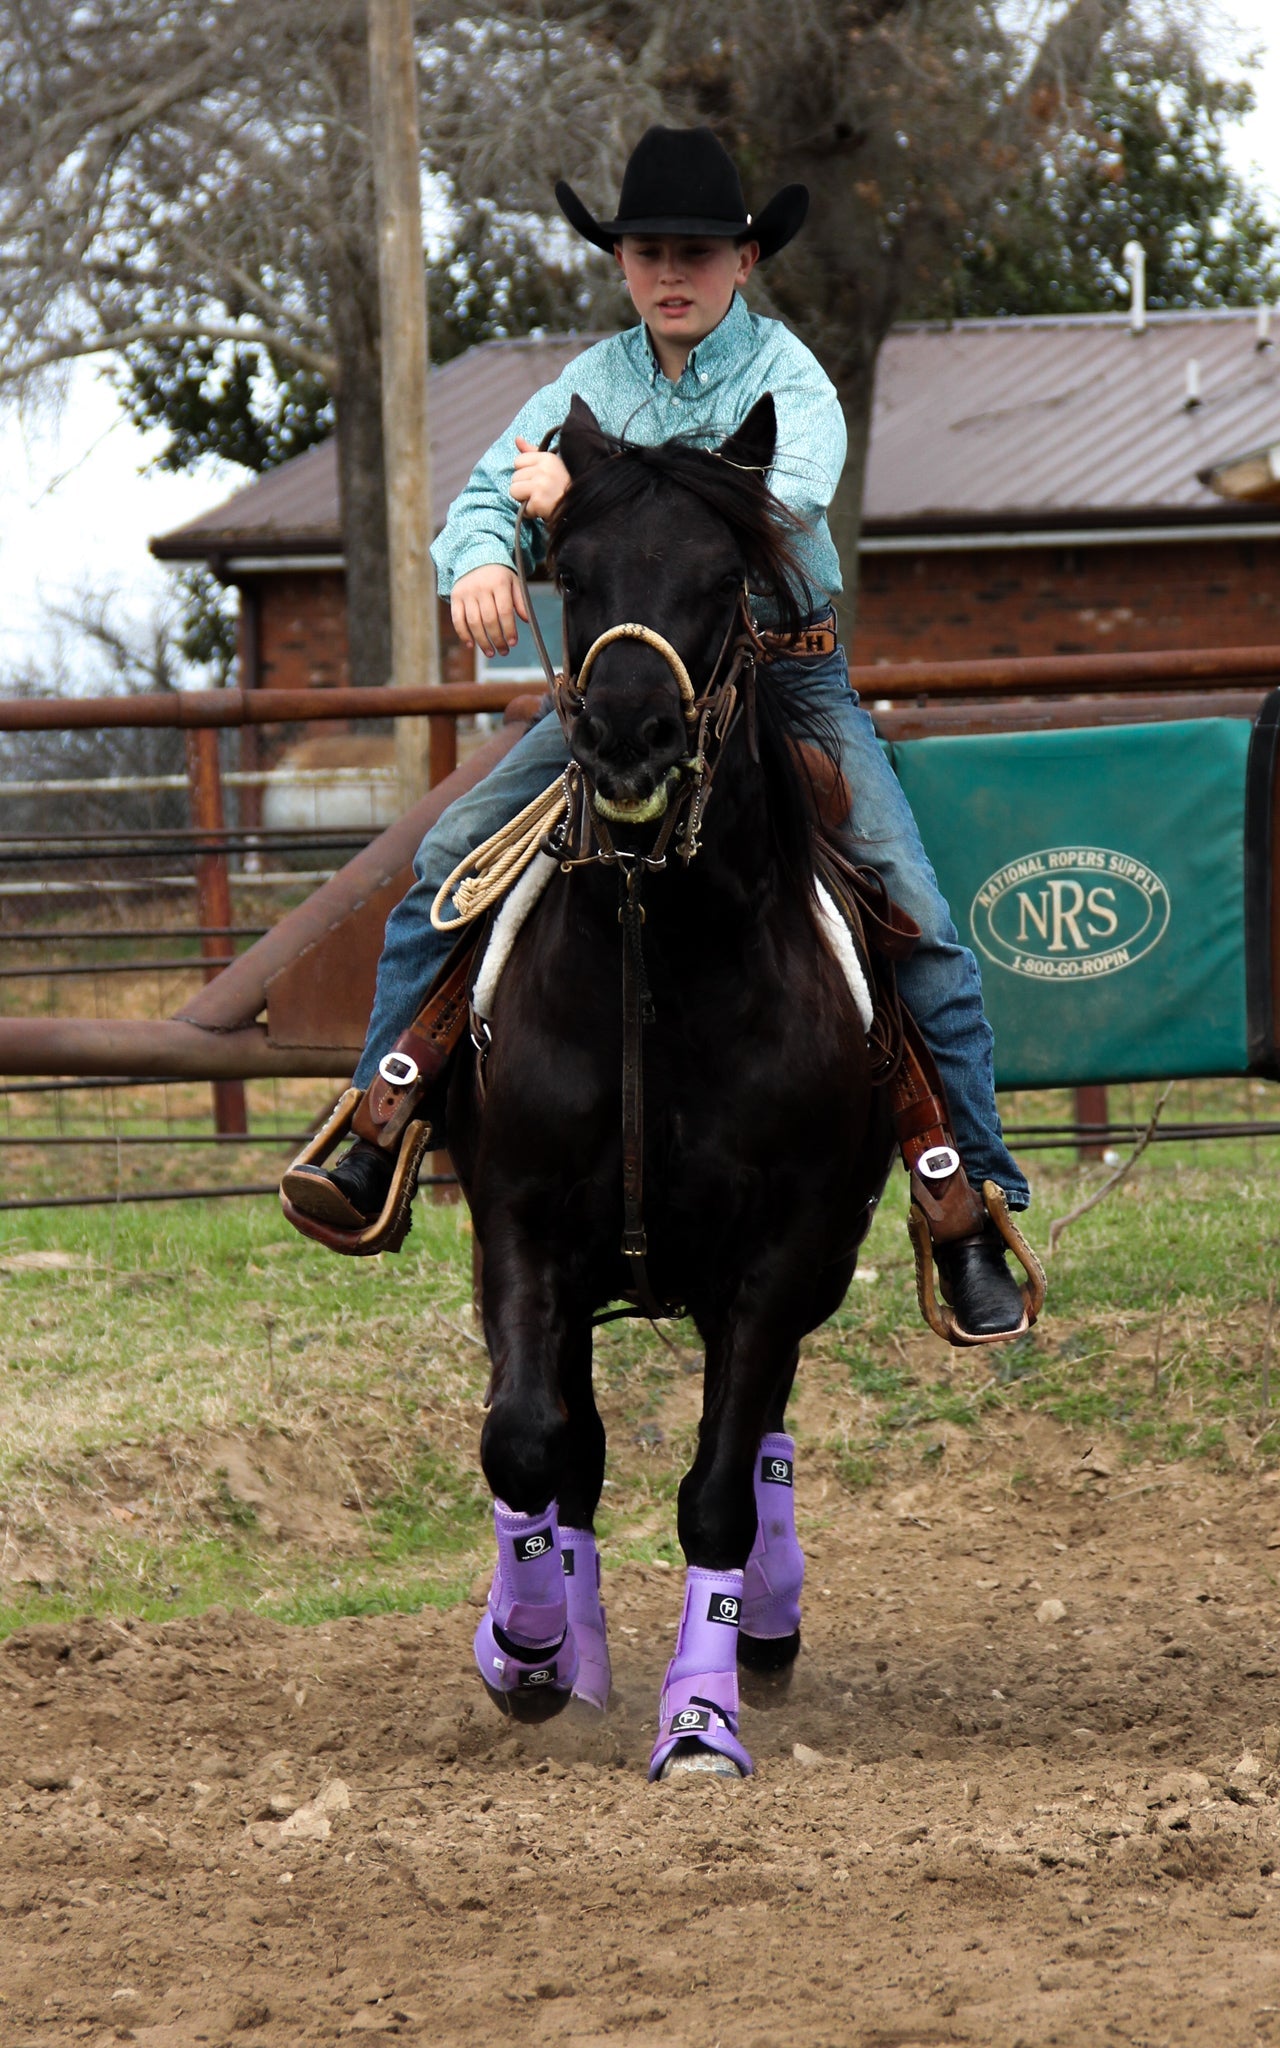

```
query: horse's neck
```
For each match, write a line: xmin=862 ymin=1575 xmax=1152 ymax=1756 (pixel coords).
xmin=698 ymin=748 xmax=805 ymax=905
xmin=647 ymin=755 xmax=807 ymax=941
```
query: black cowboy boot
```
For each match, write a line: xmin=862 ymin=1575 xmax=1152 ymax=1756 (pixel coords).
xmin=935 ymin=1217 xmax=1027 ymax=1339
xmin=283 ymin=1139 xmax=395 ymax=1230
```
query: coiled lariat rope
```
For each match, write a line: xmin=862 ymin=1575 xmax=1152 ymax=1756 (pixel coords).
xmin=430 ymin=776 xmax=569 ymax=931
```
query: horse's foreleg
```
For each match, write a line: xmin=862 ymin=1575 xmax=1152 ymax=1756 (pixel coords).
xmin=473 ymin=1238 xmax=582 ymax=1717
xmin=649 ymin=1313 xmax=796 ymax=1780
xmin=559 ymin=1327 xmax=611 ymax=1711
xmin=763 ymin=1345 xmax=800 ymax=1434
xmin=478 ymin=1243 xmax=572 ymax=1515
xmin=740 ymin=1342 xmax=805 ymax=1676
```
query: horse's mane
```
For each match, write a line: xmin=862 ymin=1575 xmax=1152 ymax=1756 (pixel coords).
xmin=549 ymin=432 xmax=840 ymax=912
xmin=547 ymin=431 xmax=810 ymax=644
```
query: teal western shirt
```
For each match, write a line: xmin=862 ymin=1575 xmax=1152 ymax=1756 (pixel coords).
xmin=430 ymin=292 xmax=846 ymax=607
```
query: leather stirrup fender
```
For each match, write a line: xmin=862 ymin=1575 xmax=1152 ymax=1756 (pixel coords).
xmin=279 ymin=921 xmax=484 ymax=1257
xmin=908 ymin=1179 xmax=1046 ymax=1348
xmin=351 ymin=925 xmax=481 ymax=1150
xmin=280 ymin=1088 xmax=433 ymax=1257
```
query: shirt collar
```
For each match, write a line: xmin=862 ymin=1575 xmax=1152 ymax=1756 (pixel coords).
xmin=632 ymin=290 xmax=752 ymax=387
xmin=687 ymin=291 xmax=752 ymax=381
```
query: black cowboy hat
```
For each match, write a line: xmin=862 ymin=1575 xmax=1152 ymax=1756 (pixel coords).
xmin=555 ymin=126 xmax=807 ymax=261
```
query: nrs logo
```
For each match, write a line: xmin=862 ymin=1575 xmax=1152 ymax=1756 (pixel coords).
xmin=708 ymin=1593 xmax=741 ymax=1625
xmin=515 ymin=1529 xmax=552 ymax=1562
xmin=971 ymin=846 xmax=1171 ymax=982
xmin=673 ymin=1707 xmax=711 ymax=1732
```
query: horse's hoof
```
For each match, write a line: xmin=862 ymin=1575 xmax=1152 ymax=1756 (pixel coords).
xmin=473 ymin=1606 xmax=578 ymax=1719
xmin=737 ymin=1628 xmax=801 ymax=1675
xmin=656 ymin=1739 xmax=744 ymax=1780
xmin=482 ymin=1678 xmax=574 ymax=1724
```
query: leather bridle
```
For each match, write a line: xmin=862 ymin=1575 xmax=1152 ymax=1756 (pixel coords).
xmin=514 ymin=505 xmax=760 ymax=875
xmin=513 ymin=504 xmax=762 ymax=1320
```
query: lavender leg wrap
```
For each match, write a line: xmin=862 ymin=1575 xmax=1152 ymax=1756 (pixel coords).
xmin=742 ymin=1432 xmax=804 ymax=1640
xmin=648 ymin=1567 xmax=753 ymax=1779
xmin=562 ymin=1527 xmax=611 ymax=1710
xmin=473 ymin=1501 xmax=579 ymax=1699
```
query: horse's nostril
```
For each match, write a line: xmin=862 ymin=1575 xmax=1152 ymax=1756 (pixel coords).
xmin=639 ymin=716 xmax=679 ymax=753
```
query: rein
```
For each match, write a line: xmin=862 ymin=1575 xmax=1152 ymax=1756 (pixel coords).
xmin=513 ymin=503 xmax=764 ymax=1320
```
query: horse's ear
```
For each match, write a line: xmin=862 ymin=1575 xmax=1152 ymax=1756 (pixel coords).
xmin=557 ymin=394 xmax=612 ymax=479
xmin=719 ymin=394 xmax=776 ymax=476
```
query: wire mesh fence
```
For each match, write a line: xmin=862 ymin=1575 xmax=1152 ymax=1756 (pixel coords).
xmin=0 ymin=721 xmax=399 ymax=1206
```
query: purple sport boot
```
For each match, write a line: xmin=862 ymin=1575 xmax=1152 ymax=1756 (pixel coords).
xmin=740 ymin=1432 xmax=804 ymax=1672
xmin=648 ymin=1566 xmax=753 ymax=1779
xmin=561 ymin=1526 xmax=611 ymax=1710
xmin=473 ymin=1501 xmax=579 ymax=1715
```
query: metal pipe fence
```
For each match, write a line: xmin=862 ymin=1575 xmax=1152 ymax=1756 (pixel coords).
xmin=0 ymin=730 xmax=407 ymax=1201
xmin=1 ymin=652 xmax=1279 ymax=1208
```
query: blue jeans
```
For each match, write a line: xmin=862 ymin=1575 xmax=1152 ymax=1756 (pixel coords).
xmin=355 ymin=648 xmax=1030 ymax=1210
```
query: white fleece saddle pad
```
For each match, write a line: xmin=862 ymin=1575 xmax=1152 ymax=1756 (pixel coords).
xmin=470 ymin=855 xmax=873 ymax=1037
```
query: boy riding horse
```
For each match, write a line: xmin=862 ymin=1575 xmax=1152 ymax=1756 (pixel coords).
xmin=284 ymin=125 xmax=1036 ymax=1344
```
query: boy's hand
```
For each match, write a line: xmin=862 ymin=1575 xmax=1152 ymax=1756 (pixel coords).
xmin=510 ymin=437 xmax=571 ymax=521
xmin=450 ymin=565 xmax=529 ymax=658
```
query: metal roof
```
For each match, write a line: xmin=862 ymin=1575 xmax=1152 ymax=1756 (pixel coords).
xmin=868 ymin=308 xmax=1280 ymax=531
xmin=151 ymin=308 xmax=1280 ymax=561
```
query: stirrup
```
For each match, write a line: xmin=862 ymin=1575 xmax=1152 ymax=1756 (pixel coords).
xmin=279 ymin=1088 xmax=432 ymax=1257
xmin=908 ymin=1179 xmax=1046 ymax=1348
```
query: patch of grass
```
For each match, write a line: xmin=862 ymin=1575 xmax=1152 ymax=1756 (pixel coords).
xmin=4 ymin=1077 xmax=1280 ymax=1634
xmin=271 ymin=1577 xmax=474 ymax=1628
xmin=841 ymin=1351 xmax=906 ymax=1400
xmin=367 ymin=1453 xmax=491 ymax=1567
xmin=835 ymin=1451 xmax=883 ymax=1490
xmin=813 ymin=1079 xmax=1280 ymax=1476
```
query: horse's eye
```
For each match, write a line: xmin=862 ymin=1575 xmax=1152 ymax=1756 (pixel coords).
xmin=557 ymin=568 xmax=580 ymax=599
xmin=718 ymin=572 xmax=743 ymax=599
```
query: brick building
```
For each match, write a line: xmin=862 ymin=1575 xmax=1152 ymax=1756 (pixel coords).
xmin=151 ymin=308 xmax=1280 ymax=683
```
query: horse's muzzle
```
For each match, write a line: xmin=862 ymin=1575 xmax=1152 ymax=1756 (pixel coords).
xmin=590 ymin=764 xmax=685 ymax=825
xmin=570 ymin=704 xmax=689 ymax=820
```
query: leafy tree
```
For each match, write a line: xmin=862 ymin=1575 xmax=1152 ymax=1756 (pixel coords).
xmin=113 ymin=344 xmax=335 ymax=476
xmin=0 ymin=2 xmax=392 ymax=686
xmin=173 ymin=567 xmax=239 ymax=689
xmin=430 ymin=203 xmax=616 ymax=361
xmin=110 ymin=206 xmax=611 ymax=479
xmin=5 ymin=0 xmax=1274 ymax=659
xmin=944 ymin=53 xmax=1280 ymax=318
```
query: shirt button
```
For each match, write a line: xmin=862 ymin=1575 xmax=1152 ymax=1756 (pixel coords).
xmin=699 ymin=373 xmax=708 ymax=383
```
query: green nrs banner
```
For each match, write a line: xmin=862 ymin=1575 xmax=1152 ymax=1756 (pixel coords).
xmin=890 ymin=718 xmax=1253 ymax=1089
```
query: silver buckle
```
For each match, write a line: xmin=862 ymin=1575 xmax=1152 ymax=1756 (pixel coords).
xmin=916 ymin=1144 xmax=961 ymax=1182
xmin=377 ymin=1051 xmax=420 ymax=1089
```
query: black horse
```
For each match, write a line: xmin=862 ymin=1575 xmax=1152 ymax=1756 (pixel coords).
xmin=448 ymin=394 xmax=893 ymax=1778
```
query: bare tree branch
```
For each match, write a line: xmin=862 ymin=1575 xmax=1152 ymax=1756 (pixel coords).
xmin=0 ymin=319 xmax=337 ymax=384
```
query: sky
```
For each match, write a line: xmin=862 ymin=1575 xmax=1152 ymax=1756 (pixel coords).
xmin=1 ymin=3 xmax=1278 ymax=686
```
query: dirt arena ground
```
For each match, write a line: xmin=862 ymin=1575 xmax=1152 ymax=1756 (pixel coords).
xmin=5 ymin=1401 xmax=1280 ymax=2048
